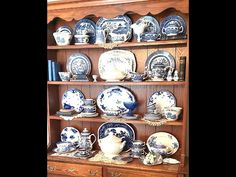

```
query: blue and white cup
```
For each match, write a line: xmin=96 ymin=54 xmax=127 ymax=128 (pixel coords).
xmin=82 ymin=105 xmax=96 ymax=113
xmin=74 ymin=34 xmax=89 ymax=44
xmin=84 ymin=99 xmax=96 ymax=106
xmin=56 ymin=141 xmax=73 ymax=152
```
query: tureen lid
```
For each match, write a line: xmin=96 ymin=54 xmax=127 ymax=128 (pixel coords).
xmin=100 ymin=132 xmax=122 ymax=143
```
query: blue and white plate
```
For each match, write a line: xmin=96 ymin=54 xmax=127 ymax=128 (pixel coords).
xmin=52 ymin=146 xmax=77 ymax=154
xmin=56 ymin=25 xmax=73 ymax=34
xmin=98 ymin=122 xmax=135 ymax=151
xmin=60 ymin=127 xmax=81 ymax=145
xmin=97 ymin=86 xmax=136 ymax=114
xmin=66 ymin=53 xmax=92 ymax=75
xmin=134 ymin=16 xmax=160 ymax=41
xmin=160 ymin=15 xmax=186 ymax=38
xmin=147 ymin=132 xmax=179 ymax=157
xmin=145 ymin=50 xmax=176 ymax=79
xmin=148 ymin=90 xmax=176 ymax=116
xmin=75 ymin=18 xmax=96 ymax=44
xmin=62 ymin=88 xmax=85 ymax=113
xmin=96 ymin=15 xmax=132 ymax=43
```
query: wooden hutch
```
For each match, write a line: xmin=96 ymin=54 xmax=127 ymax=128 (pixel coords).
xmin=47 ymin=0 xmax=189 ymax=176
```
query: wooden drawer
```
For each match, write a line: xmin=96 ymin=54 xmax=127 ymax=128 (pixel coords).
xmin=105 ymin=167 xmax=177 ymax=177
xmin=47 ymin=161 xmax=102 ymax=177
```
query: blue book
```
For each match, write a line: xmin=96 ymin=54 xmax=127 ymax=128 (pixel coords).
xmin=48 ymin=60 xmax=52 ymax=81
xmin=55 ymin=62 xmax=61 ymax=81
xmin=52 ymin=61 xmax=56 ymax=81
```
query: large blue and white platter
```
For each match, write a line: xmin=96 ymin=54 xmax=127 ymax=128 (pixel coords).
xmin=96 ymin=15 xmax=132 ymax=43
xmin=98 ymin=122 xmax=135 ymax=151
xmin=60 ymin=127 xmax=81 ymax=145
xmin=62 ymin=88 xmax=85 ymax=113
xmin=145 ymin=50 xmax=176 ymax=79
xmin=56 ymin=25 xmax=73 ymax=34
xmin=134 ymin=16 xmax=160 ymax=41
xmin=160 ymin=15 xmax=186 ymax=38
xmin=148 ymin=90 xmax=176 ymax=116
xmin=97 ymin=86 xmax=136 ymax=114
xmin=66 ymin=53 xmax=92 ymax=75
xmin=75 ymin=18 xmax=96 ymax=44
xmin=98 ymin=50 xmax=136 ymax=81
xmin=147 ymin=132 xmax=179 ymax=157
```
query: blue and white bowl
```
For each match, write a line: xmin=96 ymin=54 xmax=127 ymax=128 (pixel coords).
xmin=163 ymin=107 xmax=182 ymax=121
xmin=59 ymin=72 xmax=71 ymax=81
xmin=53 ymin=32 xmax=72 ymax=46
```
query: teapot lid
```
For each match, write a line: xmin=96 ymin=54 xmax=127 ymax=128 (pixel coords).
xmin=100 ymin=132 xmax=122 ymax=143
xmin=81 ymin=128 xmax=90 ymax=135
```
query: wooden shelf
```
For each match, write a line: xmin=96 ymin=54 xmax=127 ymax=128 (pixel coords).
xmin=47 ymin=39 xmax=187 ymax=50
xmin=47 ymin=151 xmax=180 ymax=174
xmin=47 ymin=81 xmax=186 ymax=86
xmin=49 ymin=115 xmax=183 ymax=126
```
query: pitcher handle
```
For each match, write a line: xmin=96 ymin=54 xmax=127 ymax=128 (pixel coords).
xmin=90 ymin=134 xmax=97 ymax=146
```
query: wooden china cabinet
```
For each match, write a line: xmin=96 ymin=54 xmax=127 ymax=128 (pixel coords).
xmin=47 ymin=0 xmax=189 ymax=177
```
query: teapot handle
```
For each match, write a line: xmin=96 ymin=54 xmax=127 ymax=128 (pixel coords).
xmin=90 ymin=134 xmax=97 ymax=146
xmin=179 ymin=26 xmax=184 ymax=33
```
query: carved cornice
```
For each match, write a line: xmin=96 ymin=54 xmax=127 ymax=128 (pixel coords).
xmin=48 ymin=0 xmax=188 ymax=23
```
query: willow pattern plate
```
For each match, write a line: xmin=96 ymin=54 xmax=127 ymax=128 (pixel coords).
xmin=66 ymin=53 xmax=92 ymax=75
xmin=147 ymin=132 xmax=179 ymax=157
xmin=96 ymin=15 xmax=132 ymax=43
xmin=145 ymin=50 xmax=176 ymax=79
xmin=75 ymin=18 xmax=96 ymax=44
xmin=62 ymin=88 xmax=85 ymax=113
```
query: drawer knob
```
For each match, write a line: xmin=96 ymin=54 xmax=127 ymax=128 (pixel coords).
xmin=112 ymin=172 xmax=122 ymax=177
xmin=47 ymin=165 xmax=56 ymax=171
xmin=89 ymin=170 xmax=97 ymax=176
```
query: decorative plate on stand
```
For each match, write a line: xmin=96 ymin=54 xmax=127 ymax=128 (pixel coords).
xmin=60 ymin=127 xmax=81 ymax=145
xmin=75 ymin=18 xmax=96 ymax=44
xmin=97 ymin=86 xmax=136 ymax=115
xmin=62 ymin=88 xmax=85 ymax=113
xmin=98 ymin=50 xmax=136 ymax=81
xmin=148 ymin=90 xmax=176 ymax=117
xmin=145 ymin=50 xmax=176 ymax=79
xmin=134 ymin=16 xmax=160 ymax=41
xmin=66 ymin=53 xmax=92 ymax=75
xmin=160 ymin=15 xmax=186 ymax=39
xmin=96 ymin=15 xmax=132 ymax=43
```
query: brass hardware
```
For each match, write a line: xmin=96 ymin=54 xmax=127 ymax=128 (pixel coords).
xmin=89 ymin=169 xmax=97 ymax=176
xmin=67 ymin=168 xmax=77 ymax=173
xmin=111 ymin=172 xmax=121 ymax=177
xmin=47 ymin=165 xmax=56 ymax=171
